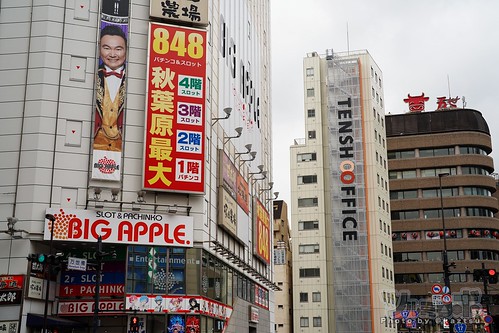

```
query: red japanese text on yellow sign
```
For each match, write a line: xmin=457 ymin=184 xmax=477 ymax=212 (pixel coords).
xmin=144 ymin=23 xmax=206 ymax=193
xmin=255 ymin=199 xmax=270 ymax=264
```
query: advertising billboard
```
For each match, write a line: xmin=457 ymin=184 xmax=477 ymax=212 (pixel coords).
xmin=143 ymin=23 xmax=207 ymax=194
xmin=44 ymin=208 xmax=193 ymax=247
xmin=254 ymin=199 xmax=270 ymax=264
xmin=91 ymin=0 xmax=130 ymax=181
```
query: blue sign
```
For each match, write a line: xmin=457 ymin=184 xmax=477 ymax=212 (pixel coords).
xmin=454 ymin=323 xmax=466 ymax=333
xmin=401 ymin=310 xmax=409 ymax=319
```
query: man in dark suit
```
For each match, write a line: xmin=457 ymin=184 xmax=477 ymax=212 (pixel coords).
xmin=93 ymin=24 xmax=127 ymax=151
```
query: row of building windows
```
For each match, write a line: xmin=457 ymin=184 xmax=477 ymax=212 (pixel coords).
xmin=299 ymin=291 xmax=321 ymax=302
xmin=298 ymin=197 xmax=319 ymax=208
xmin=300 ymin=316 xmax=322 ymax=328
xmin=395 ymin=272 xmax=471 ymax=284
xmin=395 ymin=250 xmax=499 ymax=264
xmin=389 ymin=166 xmax=490 ymax=179
xmin=380 ymin=219 xmax=391 ymax=235
xmin=391 ymin=207 xmax=495 ymax=220
xmin=373 ymin=108 xmax=385 ymax=128
xmin=390 ymin=186 xmax=492 ymax=200
xmin=387 ymin=146 xmax=488 ymax=160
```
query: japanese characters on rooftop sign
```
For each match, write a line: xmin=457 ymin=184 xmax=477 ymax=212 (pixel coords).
xmin=143 ymin=23 xmax=207 ymax=193
xmin=403 ymin=93 xmax=462 ymax=112
xmin=44 ymin=208 xmax=193 ymax=247
xmin=150 ymin=0 xmax=208 ymax=26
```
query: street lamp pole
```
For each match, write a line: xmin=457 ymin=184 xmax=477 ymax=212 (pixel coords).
xmin=438 ymin=173 xmax=453 ymax=332
xmin=42 ymin=214 xmax=56 ymax=333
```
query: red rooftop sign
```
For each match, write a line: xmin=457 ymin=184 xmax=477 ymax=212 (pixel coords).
xmin=403 ymin=93 xmax=462 ymax=112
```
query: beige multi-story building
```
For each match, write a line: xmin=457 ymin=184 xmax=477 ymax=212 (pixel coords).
xmin=290 ymin=50 xmax=396 ymax=333
xmin=272 ymin=200 xmax=293 ymax=333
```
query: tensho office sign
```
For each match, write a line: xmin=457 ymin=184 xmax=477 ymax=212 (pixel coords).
xmin=44 ymin=208 xmax=193 ymax=247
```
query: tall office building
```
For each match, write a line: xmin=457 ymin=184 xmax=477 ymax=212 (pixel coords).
xmin=0 ymin=1 xmax=275 ymax=333
xmin=272 ymin=200 xmax=293 ymax=333
xmin=290 ymin=50 xmax=396 ymax=333
xmin=387 ymin=106 xmax=499 ymax=329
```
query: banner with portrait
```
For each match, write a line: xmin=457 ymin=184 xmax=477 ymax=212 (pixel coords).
xmin=91 ymin=0 xmax=130 ymax=180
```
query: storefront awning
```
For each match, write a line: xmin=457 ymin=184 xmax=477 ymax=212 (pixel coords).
xmin=26 ymin=313 xmax=87 ymax=328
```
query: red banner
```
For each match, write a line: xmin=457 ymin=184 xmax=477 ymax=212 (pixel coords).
xmin=143 ymin=23 xmax=207 ymax=193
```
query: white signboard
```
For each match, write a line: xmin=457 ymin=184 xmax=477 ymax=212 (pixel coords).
xmin=432 ymin=294 xmax=443 ymax=305
xmin=0 ymin=321 xmax=18 ymax=333
xmin=27 ymin=277 xmax=43 ymax=299
xmin=67 ymin=257 xmax=87 ymax=271
xmin=44 ymin=208 xmax=193 ymax=247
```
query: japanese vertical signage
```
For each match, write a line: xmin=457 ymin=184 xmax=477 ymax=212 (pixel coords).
xmin=254 ymin=199 xmax=270 ymax=264
xmin=143 ymin=23 xmax=207 ymax=193
xmin=327 ymin=56 xmax=370 ymax=331
xmin=91 ymin=0 xmax=130 ymax=180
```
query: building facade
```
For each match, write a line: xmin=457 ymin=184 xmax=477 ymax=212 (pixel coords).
xmin=0 ymin=1 xmax=275 ymax=333
xmin=387 ymin=108 xmax=499 ymax=331
xmin=272 ymin=200 xmax=293 ymax=333
xmin=290 ymin=50 xmax=396 ymax=333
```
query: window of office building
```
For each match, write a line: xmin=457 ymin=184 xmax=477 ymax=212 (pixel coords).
xmin=299 ymin=268 xmax=320 ymax=278
xmin=420 ymin=167 xmax=457 ymax=177
xmin=300 ymin=317 xmax=309 ymax=327
xmin=312 ymin=292 xmax=321 ymax=302
xmin=394 ymin=252 xmax=422 ymax=262
xmin=466 ymin=207 xmax=494 ymax=217
xmin=395 ymin=274 xmax=422 ymax=284
xmin=391 ymin=210 xmax=419 ymax=220
xmin=390 ymin=190 xmax=418 ymax=200
xmin=298 ymin=220 xmax=319 ymax=230
xmin=298 ymin=175 xmax=318 ymax=185
xmin=470 ymin=250 xmax=499 ymax=261
xmin=462 ymin=166 xmax=490 ymax=175
xmin=463 ymin=186 xmax=492 ymax=196
xmin=299 ymin=292 xmax=308 ymax=302
xmin=299 ymin=244 xmax=319 ymax=254
xmin=459 ymin=146 xmax=487 ymax=155
xmin=419 ymin=147 xmax=455 ymax=157
xmin=423 ymin=208 xmax=460 ymax=218
xmin=307 ymin=109 xmax=315 ymax=117
xmin=388 ymin=150 xmax=416 ymax=160
xmin=389 ymin=170 xmax=417 ymax=179
xmin=306 ymin=88 xmax=314 ymax=97
xmin=313 ymin=317 xmax=322 ymax=327
xmin=297 ymin=152 xmax=317 ymax=162
xmin=298 ymin=197 xmax=318 ymax=208
xmin=306 ymin=67 xmax=314 ymax=77
xmin=308 ymin=130 xmax=316 ymax=139
xmin=422 ymin=187 xmax=458 ymax=198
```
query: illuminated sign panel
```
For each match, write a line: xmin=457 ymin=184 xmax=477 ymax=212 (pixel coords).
xmin=143 ymin=23 xmax=206 ymax=193
xmin=327 ymin=58 xmax=371 ymax=331
xmin=44 ymin=208 xmax=193 ymax=247
xmin=254 ymin=199 xmax=270 ymax=264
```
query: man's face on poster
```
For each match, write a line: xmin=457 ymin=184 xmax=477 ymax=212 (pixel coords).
xmin=100 ymin=34 xmax=126 ymax=70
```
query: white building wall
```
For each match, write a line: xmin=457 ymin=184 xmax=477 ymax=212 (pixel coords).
xmin=0 ymin=0 xmax=274 ymax=332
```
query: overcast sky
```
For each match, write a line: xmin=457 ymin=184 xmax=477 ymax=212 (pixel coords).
xmin=270 ymin=0 xmax=499 ymax=207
